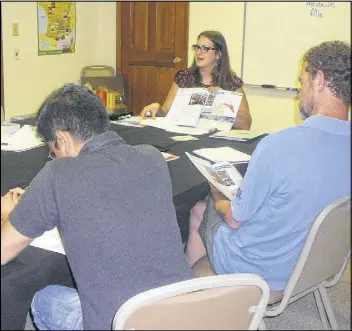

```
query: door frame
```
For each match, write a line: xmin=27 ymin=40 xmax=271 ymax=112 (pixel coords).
xmin=115 ymin=2 xmax=189 ymax=75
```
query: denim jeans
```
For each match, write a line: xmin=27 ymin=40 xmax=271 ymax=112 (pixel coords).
xmin=31 ymin=285 xmax=83 ymax=330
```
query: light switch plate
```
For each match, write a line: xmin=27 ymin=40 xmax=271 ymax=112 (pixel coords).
xmin=12 ymin=23 xmax=19 ymax=36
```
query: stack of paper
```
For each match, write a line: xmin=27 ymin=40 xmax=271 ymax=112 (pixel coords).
xmin=210 ymin=130 xmax=266 ymax=141
xmin=1 ymin=125 xmax=45 ymax=152
xmin=193 ymin=146 xmax=251 ymax=163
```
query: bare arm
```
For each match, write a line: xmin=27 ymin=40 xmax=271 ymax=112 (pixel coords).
xmin=1 ymin=192 xmax=32 ymax=265
xmin=233 ymin=87 xmax=252 ymax=130
xmin=161 ymin=82 xmax=179 ymax=114
xmin=209 ymin=184 xmax=244 ymax=229
xmin=141 ymin=82 xmax=179 ymax=119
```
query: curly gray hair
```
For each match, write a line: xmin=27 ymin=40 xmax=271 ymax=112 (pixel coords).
xmin=303 ymin=41 xmax=351 ymax=104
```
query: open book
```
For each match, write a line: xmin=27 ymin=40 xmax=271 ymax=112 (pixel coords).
xmin=165 ymin=88 xmax=243 ymax=131
xmin=186 ymin=152 xmax=243 ymax=200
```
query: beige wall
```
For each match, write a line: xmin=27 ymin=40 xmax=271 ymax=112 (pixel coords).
xmin=2 ymin=2 xmax=116 ymax=119
xmin=188 ymin=2 xmax=302 ymax=132
xmin=4 ymin=2 xmax=347 ymax=132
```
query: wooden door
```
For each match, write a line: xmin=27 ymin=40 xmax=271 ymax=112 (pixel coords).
xmin=117 ymin=2 xmax=189 ymax=114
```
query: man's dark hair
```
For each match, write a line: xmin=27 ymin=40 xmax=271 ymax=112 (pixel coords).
xmin=36 ymin=84 xmax=110 ymax=143
xmin=303 ymin=41 xmax=351 ymax=104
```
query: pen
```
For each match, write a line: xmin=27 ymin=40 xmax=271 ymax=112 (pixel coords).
xmin=196 ymin=128 xmax=219 ymax=138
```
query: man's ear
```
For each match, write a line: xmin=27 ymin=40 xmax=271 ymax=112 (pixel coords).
xmin=314 ymin=70 xmax=325 ymax=93
xmin=55 ymin=130 xmax=74 ymax=155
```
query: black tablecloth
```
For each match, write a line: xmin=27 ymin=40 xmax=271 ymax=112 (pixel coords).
xmin=1 ymin=123 xmax=263 ymax=330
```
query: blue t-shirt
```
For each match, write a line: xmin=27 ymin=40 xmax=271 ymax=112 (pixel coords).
xmin=212 ymin=115 xmax=351 ymax=291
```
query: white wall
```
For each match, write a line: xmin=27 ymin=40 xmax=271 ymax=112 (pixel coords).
xmin=3 ymin=2 xmax=347 ymax=132
xmin=188 ymin=2 xmax=302 ymax=132
xmin=2 ymin=2 xmax=116 ymax=119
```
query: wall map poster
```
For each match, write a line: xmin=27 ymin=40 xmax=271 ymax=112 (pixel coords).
xmin=37 ymin=2 xmax=76 ymax=56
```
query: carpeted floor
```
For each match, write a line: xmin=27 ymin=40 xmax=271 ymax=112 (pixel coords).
xmin=25 ymin=262 xmax=351 ymax=330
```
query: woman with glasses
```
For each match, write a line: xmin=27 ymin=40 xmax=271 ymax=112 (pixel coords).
xmin=141 ymin=30 xmax=252 ymax=130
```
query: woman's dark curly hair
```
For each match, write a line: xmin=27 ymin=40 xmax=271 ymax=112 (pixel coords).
xmin=303 ymin=41 xmax=351 ymax=104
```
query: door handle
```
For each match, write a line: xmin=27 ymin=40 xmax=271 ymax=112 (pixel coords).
xmin=173 ymin=57 xmax=182 ymax=64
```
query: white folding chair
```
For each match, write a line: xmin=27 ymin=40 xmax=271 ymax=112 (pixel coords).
xmin=260 ymin=195 xmax=351 ymax=330
xmin=112 ymin=274 xmax=270 ymax=330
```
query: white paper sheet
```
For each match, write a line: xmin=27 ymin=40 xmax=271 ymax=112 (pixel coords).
xmin=30 ymin=227 xmax=66 ymax=255
xmin=193 ymin=146 xmax=251 ymax=163
xmin=165 ymin=88 xmax=206 ymax=127
xmin=1 ymin=125 xmax=45 ymax=152
xmin=114 ymin=116 xmax=212 ymax=135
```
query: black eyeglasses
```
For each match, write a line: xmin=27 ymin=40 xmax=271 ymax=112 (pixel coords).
xmin=48 ymin=148 xmax=56 ymax=160
xmin=48 ymin=140 xmax=58 ymax=160
xmin=192 ymin=44 xmax=218 ymax=53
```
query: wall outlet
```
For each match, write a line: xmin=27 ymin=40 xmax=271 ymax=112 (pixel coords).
xmin=12 ymin=23 xmax=19 ymax=36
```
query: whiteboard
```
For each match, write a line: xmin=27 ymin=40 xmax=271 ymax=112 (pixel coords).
xmin=242 ymin=2 xmax=351 ymax=88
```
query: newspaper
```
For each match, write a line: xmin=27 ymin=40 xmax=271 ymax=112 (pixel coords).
xmin=165 ymin=88 xmax=243 ymax=131
xmin=186 ymin=152 xmax=243 ymax=200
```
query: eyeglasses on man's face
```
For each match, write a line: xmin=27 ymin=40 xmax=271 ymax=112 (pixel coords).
xmin=192 ymin=44 xmax=218 ymax=53
xmin=48 ymin=148 xmax=56 ymax=160
xmin=48 ymin=141 xmax=58 ymax=160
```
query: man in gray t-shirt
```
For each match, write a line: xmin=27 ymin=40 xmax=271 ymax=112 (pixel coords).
xmin=1 ymin=84 xmax=193 ymax=330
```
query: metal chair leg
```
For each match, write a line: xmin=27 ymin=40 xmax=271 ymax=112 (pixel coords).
xmin=319 ymin=286 xmax=339 ymax=330
xmin=314 ymin=289 xmax=330 ymax=330
xmin=258 ymin=318 xmax=266 ymax=330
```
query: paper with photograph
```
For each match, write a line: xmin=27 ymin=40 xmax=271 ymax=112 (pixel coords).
xmin=165 ymin=88 xmax=243 ymax=131
xmin=165 ymin=88 xmax=208 ymax=127
xmin=186 ymin=152 xmax=243 ymax=200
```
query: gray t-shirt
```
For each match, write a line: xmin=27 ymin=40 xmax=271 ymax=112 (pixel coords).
xmin=11 ymin=131 xmax=193 ymax=330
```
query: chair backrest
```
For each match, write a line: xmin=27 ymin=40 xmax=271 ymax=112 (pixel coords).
xmin=112 ymin=274 xmax=270 ymax=330
xmin=283 ymin=196 xmax=351 ymax=300
xmin=81 ymin=65 xmax=115 ymax=78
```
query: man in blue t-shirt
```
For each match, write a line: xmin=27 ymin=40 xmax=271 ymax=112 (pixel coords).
xmin=186 ymin=41 xmax=351 ymax=294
